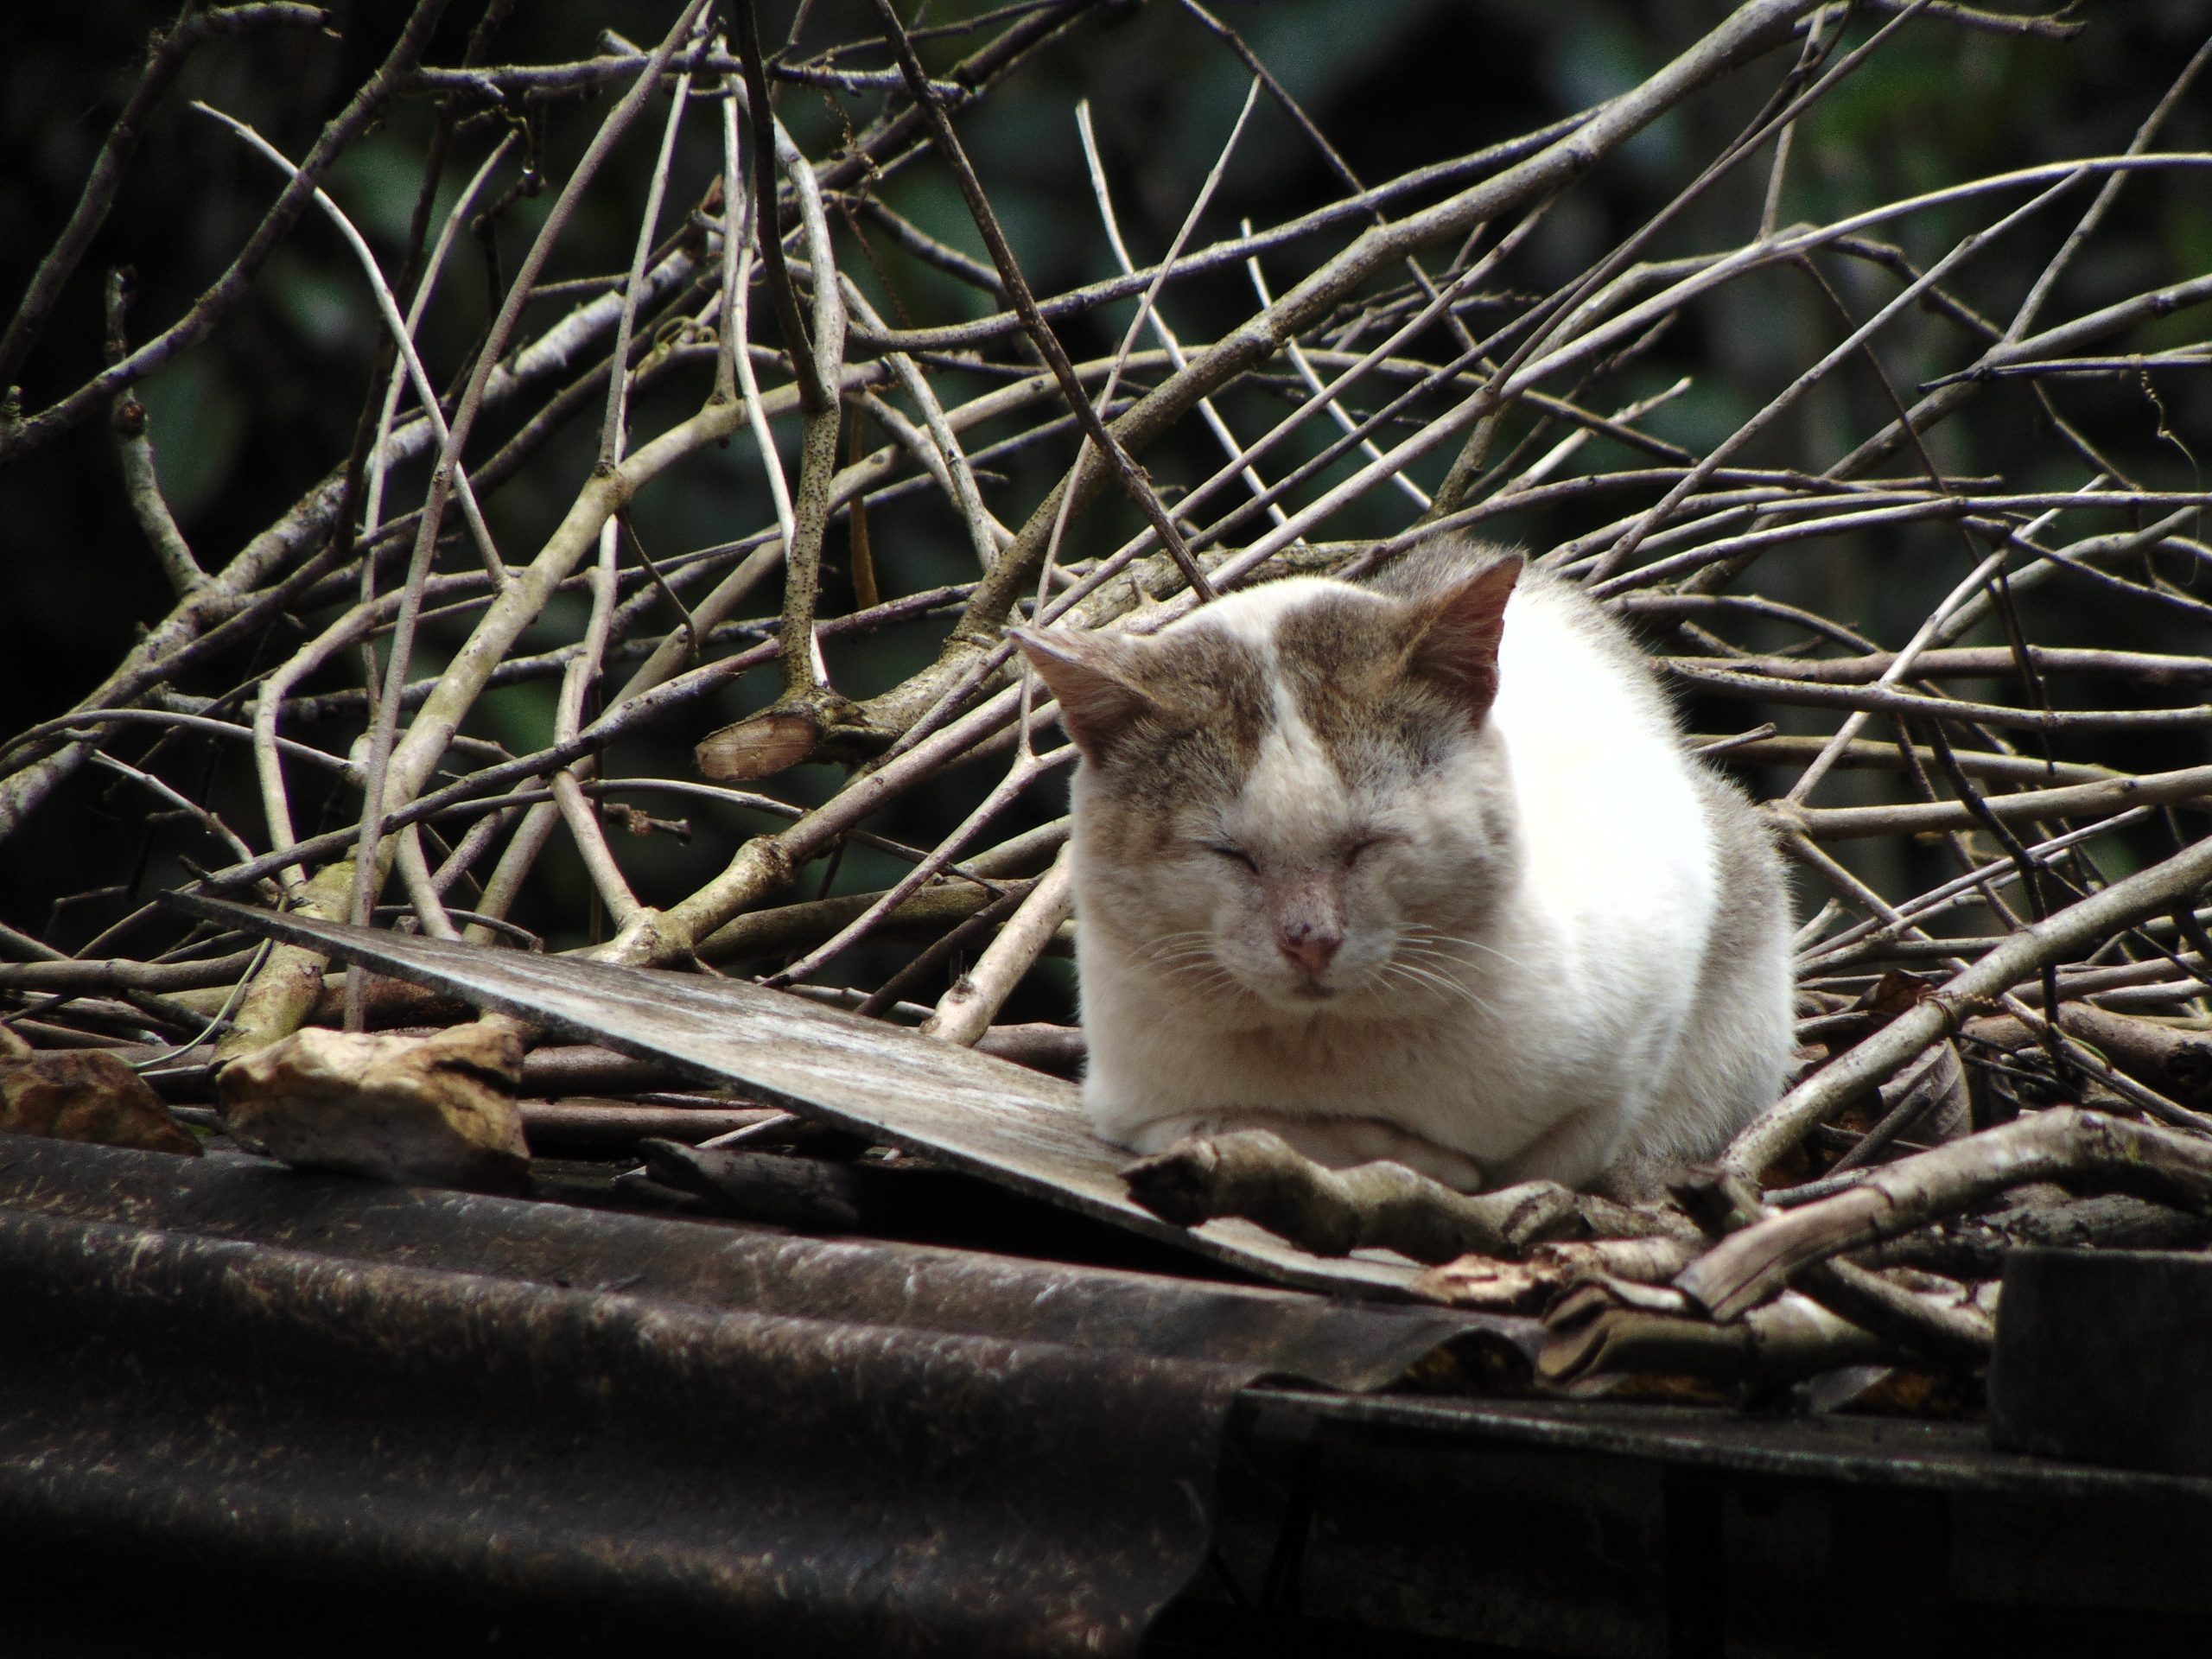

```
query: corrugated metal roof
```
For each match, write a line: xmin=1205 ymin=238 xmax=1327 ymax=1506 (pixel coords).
xmin=0 ymin=1135 xmax=1531 ymax=1655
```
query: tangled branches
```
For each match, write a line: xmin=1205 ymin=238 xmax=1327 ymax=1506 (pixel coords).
xmin=2 ymin=1 xmax=2210 ymax=1400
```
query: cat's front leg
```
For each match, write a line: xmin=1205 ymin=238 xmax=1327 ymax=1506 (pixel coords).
xmin=1120 ymin=1109 xmax=1486 ymax=1192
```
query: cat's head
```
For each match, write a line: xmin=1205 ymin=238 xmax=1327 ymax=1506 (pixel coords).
xmin=1012 ymin=557 xmax=1522 ymax=1014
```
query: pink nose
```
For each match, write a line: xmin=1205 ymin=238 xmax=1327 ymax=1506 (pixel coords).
xmin=1277 ymin=931 xmax=1340 ymax=977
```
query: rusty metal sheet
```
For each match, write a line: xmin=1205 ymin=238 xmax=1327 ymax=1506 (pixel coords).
xmin=165 ymin=893 xmax=1429 ymax=1297
xmin=0 ymin=1136 xmax=1525 ymax=1655
xmin=0 ymin=1135 xmax=1519 ymax=1390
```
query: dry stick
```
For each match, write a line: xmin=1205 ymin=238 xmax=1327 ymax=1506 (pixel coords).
xmin=710 ymin=50 xmax=746 ymax=407
xmin=751 ymin=117 xmax=851 ymax=709
xmin=2008 ymin=34 xmax=2212 ymax=347
xmin=1585 ymin=170 xmax=2088 ymax=587
xmin=360 ymin=136 xmax=517 ymax=570
xmin=1243 ymin=243 xmax=1427 ymax=511
xmin=1624 ymin=499 xmax=2208 ymax=631
xmin=1795 ymin=1259 xmax=1993 ymax=1370
xmin=312 ymin=0 xmax=714 ymax=1038
xmin=22 ymin=707 xmax=353 ymax=779
xmin=1027 ymin=71 xmax=1265 ymax=620
xmin=841 ymin=108 xmax=1587 ymax=358
xmin=870 ymin=0 xmax=1217 ymax=603
xmin=597 ymin=27 xmax=705 ymax=473
xmin=1077 ymin=90 xmax=1290 ymax=530
xmin=631 ymin=681 xmax=1036 ymax=969
xmin=840 ymin=279 xmax=1009 ymax=568
xmin=0 ymin=238 xmax=702 ymax=846
xmin=1067 ymin=103 xmax=2107 ymax=637
xmin=1439 ymin=0 xmax=1876 ymax=509
xmin=1726 ymin=829 xmax=2212 ymax=1181
xmin=1783 ymin=832 xmax=2204 ymax=1132
xmin=193 ymin=373 xmax=1105 ymax=912
xmin=923 ymin=849 xmax=1075 ymax=1046
xmin=104 ymin=276 xmax=208 ymax=599
xmin=1035 ymin=236 xmax=1511 ymax=602
xmin=855 ymin=880 xmax=1038 ymax=1020
xmin=1694 ymin=644 xmax=2212 ymax=689
xmin=1781 ymin=543 xmax=2012 ymax=804
xmin=1503 ymin=8 xmax=1891 ymax=570
xmin=1802 ymin=810 xmax=2156 ymax=966
xmin=731 ymin=1 xmax=820 ymax=411
xmin=0 ymin=947 xmax=266 ymax=996
xmin=224 ymin=407 xmax=750 ymax=1046
xmin=1860 ymin=0 xmax=2082 ymax=38
xmin=83 ymin=750 xmax=255 ymax=868
xmin=1669 ymin=660 xmax=2212 ymax=735
xmin=552 ymin=524 xmax=641 ymax=928
xmin=1756 ymin=5 xmax=1826 ymax=238
xmin=0 ymin=1 xmax=329 ymax=387
xmin=1173 ymin=0 xmax=1513 ymax=516
xmin=195 ymin=105 xmax=511 ymax=584
xmin=764 ymin=739 xmax=1073 ymax=989
xmin=0 ymin=0 xmax=440 ymax=467
xmin=874 ymin=219 xmax=1545 ymax=766
xmin=1558 ymin=162 xmax=2212 ymax=570
xmin=0 ymin=3 xmax=454 ymax=845
xmin=429 ymin=798 xmax=519 ymax=901
xmin=254 ymin=601 xmax=393 ymax=899
xmin=391 ymin=826 xmax=461 ymax=940
xmin=547 ymin=39 xmax=712 ymax=937
xmin=1499 ymin=378 xmax=1689 ymax=501
xmin=1810 ymin=92 xmax=2212 ymax=498
xmin=1684 ymin=1107 xmax=2212 ymax=1320
xmin=410 ymin=49 xmax=973 ymax=101
xmin=1122 ymin=1128 xmax=1653 ymax=1264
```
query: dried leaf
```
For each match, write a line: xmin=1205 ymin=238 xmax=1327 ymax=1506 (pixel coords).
xmin=1863 ymin=969 xmax=1941 ymax=1020
xmin=219 ymin=1022 xmax=529 ymax=1193
xmin=1873 ymin=1037 xmax=1970 ymax=1147
xmin=0 ymin=1048 xmax=200 ymax=1157
xmin=1411 ymin=1256 xmax=1554 ymax=1312
xmin=696 ymin=709 xmax=822 ymax=781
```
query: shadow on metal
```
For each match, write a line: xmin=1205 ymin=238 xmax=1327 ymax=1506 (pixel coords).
xmin=0 ymin=1136 xmax=1529 ymax=1656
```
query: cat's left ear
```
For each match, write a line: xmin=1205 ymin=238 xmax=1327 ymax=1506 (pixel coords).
xmin=1007 ymin=626 xmax=1154 ymax=761
xmin=1405 ymin=555 xmax=1520 ymax=721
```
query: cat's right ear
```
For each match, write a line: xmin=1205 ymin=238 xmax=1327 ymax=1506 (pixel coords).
xmin=1405 ymin=555 xmax=1520 ymax=721
xmin=1007 ymin=627 xmax=1154 ymax=761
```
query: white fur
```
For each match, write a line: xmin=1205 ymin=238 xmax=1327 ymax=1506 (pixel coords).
xmin=1068 ymin=571 xmax=1794 ymax=1192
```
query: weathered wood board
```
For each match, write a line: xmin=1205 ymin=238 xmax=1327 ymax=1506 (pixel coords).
xmin=167 ymin=893 xmax=1427 ymax=1297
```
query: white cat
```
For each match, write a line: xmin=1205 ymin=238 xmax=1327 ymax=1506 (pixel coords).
xmin=1012 ymin=537 xmax=1793 ymax=1195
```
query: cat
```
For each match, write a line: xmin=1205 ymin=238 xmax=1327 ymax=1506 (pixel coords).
xmin=1010 ymin=535 xmax=1793 ymax=1196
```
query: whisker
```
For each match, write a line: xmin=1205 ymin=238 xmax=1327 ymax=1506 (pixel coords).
xmin=1398 ymin=927 xmax=1525 ymax=971
xmin=1382 ymin=960 xmax=1492 ymax=1016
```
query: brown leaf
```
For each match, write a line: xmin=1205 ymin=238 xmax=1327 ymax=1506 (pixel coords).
xmin=1410 ymin=1255 xmax=1554 ymax=1313
xmin=218 ymin=1022 xmax=529 ymax=1193
xmin=0 ymin=1048 xmax=200 ymax=1157
xmin=696 ymin=708 xmax=823 ymax=780
xmin=1875 ymin=1037 xmax=1970 ymax=1147
xmin=1863 ymin=969 xmax=1942 ymax=1021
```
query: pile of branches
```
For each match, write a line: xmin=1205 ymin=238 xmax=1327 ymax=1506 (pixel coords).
xmin=3 ymin=0 xmax=2212 ymax=1402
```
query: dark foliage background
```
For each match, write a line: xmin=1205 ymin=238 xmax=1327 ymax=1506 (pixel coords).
xmin=1 ymin=0 xmax=2206 ymax=1008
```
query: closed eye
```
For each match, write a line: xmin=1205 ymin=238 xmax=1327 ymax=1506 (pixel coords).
xmin=1341 ymin=833 xmax=1394 ymax=866
xmin=1201 ymin=841 xmax=1259 ymax=873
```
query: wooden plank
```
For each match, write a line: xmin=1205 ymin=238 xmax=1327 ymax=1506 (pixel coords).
xmin=166 ymin=894 xmax=1427 ymax=1297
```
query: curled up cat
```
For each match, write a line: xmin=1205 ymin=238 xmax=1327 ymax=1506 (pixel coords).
xmin=1011 ymin=536 xmax=1794 ymax=1198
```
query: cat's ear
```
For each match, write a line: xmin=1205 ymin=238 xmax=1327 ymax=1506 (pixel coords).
xmin=1405 ymin=555 xmax=1520 ymax=719
xmin=1008 ymin=626 xmax=1155 ymax=760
